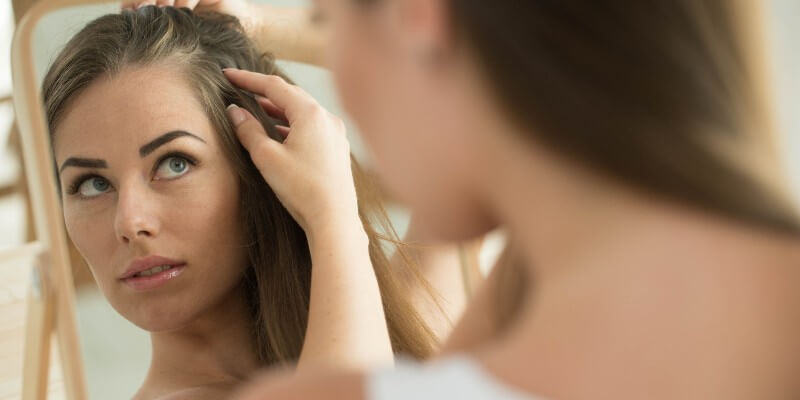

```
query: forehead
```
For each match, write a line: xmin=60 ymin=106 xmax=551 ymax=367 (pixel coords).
xmin=52 ymin=64 xmax=217 ymax=161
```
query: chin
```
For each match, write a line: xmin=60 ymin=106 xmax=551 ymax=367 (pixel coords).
xmin=132 ymin=312 xmax=195 ymax=333
xmin=110 ymin=296 xmax=197 ymax=333
xmin=416 ymin=204 xmax=499 ymax=243
xmin=433 ymin=220 xmax=499 ymax=243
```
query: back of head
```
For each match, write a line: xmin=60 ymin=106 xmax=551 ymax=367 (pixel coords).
xmin=43 ymin=6 xmax=436 ymax=364
xmin=448 ymin=0 xmax=800 ymax=234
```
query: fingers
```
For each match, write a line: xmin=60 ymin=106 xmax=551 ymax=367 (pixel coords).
xmin=122 ymin=0 xmax=196 ymax=9
xmin=256 ymin=95 xmax=288 ymax=124
xmin=226 ymin=104 xmax=284 ymax=168
xmin=122 ymin=0 xmax=155 ymax=9
xmin=223 ymin=68 xmax=316 ymax=124
xmin=255 ymin=95 xmax=290 ymax=139
xmin=274 ymin=125 xmax=290 ymax=138
xmin=174 ymin=0 xmax=199 ymax=8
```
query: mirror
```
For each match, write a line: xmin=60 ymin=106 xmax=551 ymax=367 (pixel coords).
xmin=16 ymin=1 xmax=432 ymax=398
xmin=32 ymin=5 xmax=149 ymax=398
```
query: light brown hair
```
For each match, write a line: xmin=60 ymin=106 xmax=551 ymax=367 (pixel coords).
xmin=445 ymin=0 xmax=800 ymax=233
xmin=356 ymin=0 xmax=800 ymax=333
xmin=358 ymin=0 xmax=799 ymax=232
xmin=42 ymin=6 xmax=436 ymax=364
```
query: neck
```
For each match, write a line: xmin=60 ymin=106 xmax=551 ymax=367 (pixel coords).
xmin=139 ymin=286 xmax=260 ymax=396
xmin=472 ymin=123 xmax=800 ymax=398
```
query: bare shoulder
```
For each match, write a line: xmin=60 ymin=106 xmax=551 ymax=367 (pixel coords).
xmin=232 ymin=368 xmax=367 ymax=400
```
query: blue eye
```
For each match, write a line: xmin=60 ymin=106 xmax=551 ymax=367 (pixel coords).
xmin=155 ymin=156 xmax=193 ymax=180
xmin=77 ymin=176 xmax=111 ymax=198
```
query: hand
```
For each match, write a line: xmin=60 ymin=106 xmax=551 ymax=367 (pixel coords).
xmin=120 ymin=0 xmax=325 ymax=66
xmin=121 ymin=0 xmax=255 ymax=30
xmin=223 ymin=68 xmax=360 ymax=237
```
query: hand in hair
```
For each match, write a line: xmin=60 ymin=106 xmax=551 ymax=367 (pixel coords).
xmin=121 ymin=0 xmax=250 ymax=23
xmin=120 ymin=0 xmax=326 ymax=65
xmin=224 ymin=67 xmax=396 ymax=368
xmin=223 ymin=68 xmax=360 ymax=239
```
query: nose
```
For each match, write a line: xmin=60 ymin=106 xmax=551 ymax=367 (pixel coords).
xmin=114 ymin=182 xmax=160 ymax=245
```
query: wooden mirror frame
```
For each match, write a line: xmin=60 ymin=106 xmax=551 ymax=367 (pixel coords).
xmin=10 ymin=0 xmax=118 ymax=398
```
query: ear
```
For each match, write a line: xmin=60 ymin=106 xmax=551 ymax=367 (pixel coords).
xmin=390 ymin=0 xmax=453 ymax=60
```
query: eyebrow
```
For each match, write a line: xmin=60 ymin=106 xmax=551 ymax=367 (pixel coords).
xmin=59 ymin=158 xmax=107 ymax=172
xmin=59 ymin=130 xmax=207 ymax=173
xmin=139 ymin=130 xmax=206 ymax=157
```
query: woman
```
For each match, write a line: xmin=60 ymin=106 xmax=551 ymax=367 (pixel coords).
xmin=168 ymin=0 xmax=800 ymax=399
xmin=43 ymin=7 xmax=444 ymax=399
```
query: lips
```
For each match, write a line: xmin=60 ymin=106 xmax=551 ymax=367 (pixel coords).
xmin=119 ymin=255 xmax=186 ymax=291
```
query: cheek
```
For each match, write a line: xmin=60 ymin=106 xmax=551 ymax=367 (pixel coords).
xmin=328 ymin=19 xmax=401 ymax=134
xmin=329 ymin=36 xmax=374 ymax=121
xmin=328 ymin=29 xmax=414 ymax=183
xmin=63 ymin=204 xmax=115 ymax=278
xmin=186 ymin=194 xmax=241 ymax=244
xmin=179 ymin=174 xmax=246 ymax=267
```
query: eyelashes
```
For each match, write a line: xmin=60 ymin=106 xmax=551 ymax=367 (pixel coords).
xmin=151 ymin=151 xmax=198 ymax=177
xmin=64 ymin=151 xmax=199 ymax=199
xmin=66 ymin=172 xmax=104 ymax=196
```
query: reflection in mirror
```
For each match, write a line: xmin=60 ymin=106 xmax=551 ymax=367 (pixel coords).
xmin=31 ymin=2 xmax=417 ymax=398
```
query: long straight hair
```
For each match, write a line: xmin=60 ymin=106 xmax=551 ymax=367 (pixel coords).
xmin=42 ymin=6 xmax=436 ymax=364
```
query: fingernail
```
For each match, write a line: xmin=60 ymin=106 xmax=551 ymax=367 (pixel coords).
xmin=226 ymin=104 xmax=246 ymax=126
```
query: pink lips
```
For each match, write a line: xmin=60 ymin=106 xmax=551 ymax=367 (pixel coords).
xmin=119 ymin=255 xmax=186 ymax=291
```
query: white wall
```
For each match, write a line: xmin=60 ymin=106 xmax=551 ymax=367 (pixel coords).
xmin=767 ymin=0 xmax=800 ymax=201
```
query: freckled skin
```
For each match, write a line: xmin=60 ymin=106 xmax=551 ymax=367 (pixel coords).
xmin=53 ymin=65 xmax=249 ymax=332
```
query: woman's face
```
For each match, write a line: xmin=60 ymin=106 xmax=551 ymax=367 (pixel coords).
xmin=317 ymin=0 xmax=497 ymax=241
xmin=53 ymin=65 xmax=249 ymax=332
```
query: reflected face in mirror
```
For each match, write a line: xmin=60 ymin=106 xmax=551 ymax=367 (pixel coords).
xmin=52 ymin=64 xmax=249 ymax=332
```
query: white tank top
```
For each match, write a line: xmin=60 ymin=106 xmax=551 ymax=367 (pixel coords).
xmin=366 ymin=355 xmax=543 ymax=400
